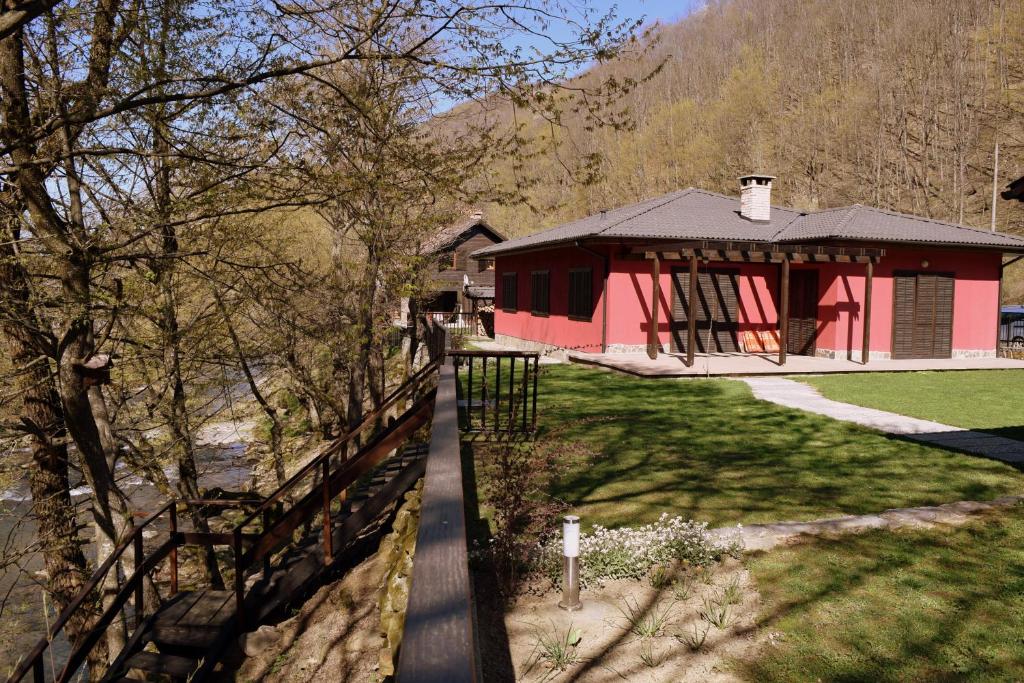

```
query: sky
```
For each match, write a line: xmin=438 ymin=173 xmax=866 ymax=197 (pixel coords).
xmin=432 ymin=0 xmax=704 ymax=113
xmin=596 ymin=0 xmax=702 ymax=29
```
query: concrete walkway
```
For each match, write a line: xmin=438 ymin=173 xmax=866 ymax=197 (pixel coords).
xmin=741 ymin=376 xmax=1024 ymax=464
xmin=711 ymin=495 xmax=1024 ymax=552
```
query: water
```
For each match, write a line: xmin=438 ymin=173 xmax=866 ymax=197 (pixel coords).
xmin=0 ymin=444 xmax=252 ymax=679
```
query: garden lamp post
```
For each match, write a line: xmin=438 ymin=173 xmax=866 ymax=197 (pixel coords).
xmin=558 ymin=515 xmax=582 ymax=611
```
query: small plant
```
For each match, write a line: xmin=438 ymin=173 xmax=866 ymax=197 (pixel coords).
xmin=672 ymin=575 xmax=694 ymax=601
xmin=720 ymin=575 xmax=743 ymax=605
xmin=269 ymin=652 xmax=289 ymax=675
xmin=678 ymin=622 xmax=710 ymax=652
xmin=532 ymin=622 xmax=583 ymax=673
xmin=700 ymin=594 xmax=734 ymax=630
xmin=638 ymin=640 xmax=662 ymax=668
xmin=619 ymin=595 xmax=674 ymax=638
xmin=649 ymin=565 xmax=672 ymax=589
xmin=697 ymin=563 xmax=716 ymax=585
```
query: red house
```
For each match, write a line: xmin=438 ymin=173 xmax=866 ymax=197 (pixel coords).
xmin=471 ymin=175 xmax=1024 ymax=365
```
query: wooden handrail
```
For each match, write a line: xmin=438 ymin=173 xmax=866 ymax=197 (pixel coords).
xmin=7 ymin=500 xmax=175 ymax=683
xmin=235 ymin=359 xmax=439 ymax=531
xmin=56 ymin=539 xmax=176 ymax=683
xmin=240 ymin=389 xmax=437 ymax=568
xmin=396 ymin=363 xmax=477 ymax=683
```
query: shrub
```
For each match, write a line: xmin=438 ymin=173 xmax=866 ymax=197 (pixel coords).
xmin=538 ymin=514 xmax=742 ymax=586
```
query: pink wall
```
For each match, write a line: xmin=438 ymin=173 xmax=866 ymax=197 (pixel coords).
xmin=493 ymin=246 xmax=606 ymax=352
xmin=816 ymin=248 xmax=1001 ymax=356
xmin=494 ymin=245 xmax=1002 ymax=355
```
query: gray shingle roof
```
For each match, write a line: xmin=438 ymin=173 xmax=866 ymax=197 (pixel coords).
xmin=472 ymin=189 xmax=1024 ymax=257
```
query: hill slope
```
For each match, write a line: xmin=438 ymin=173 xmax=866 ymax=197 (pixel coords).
xmin=474 ymin=0 xmax=1024 ymax=294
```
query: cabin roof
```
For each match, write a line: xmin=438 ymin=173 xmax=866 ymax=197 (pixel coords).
xmin=421 ymin=213 xmax=506 ymax=254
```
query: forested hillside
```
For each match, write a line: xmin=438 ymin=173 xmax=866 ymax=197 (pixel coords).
xmin=476 ymin=0 xmax=1024 ymax=290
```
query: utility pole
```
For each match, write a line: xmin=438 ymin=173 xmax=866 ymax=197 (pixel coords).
xmin=991 ymin=140 xmax=1000 ymax=232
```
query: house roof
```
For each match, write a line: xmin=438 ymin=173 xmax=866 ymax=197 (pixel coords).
xmin=421 ymin=212 xmax=506 ymax=253
xmin=471 ymin=188 xmax=1024 ymax=257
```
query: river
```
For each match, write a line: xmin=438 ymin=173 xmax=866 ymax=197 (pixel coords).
xmin=0 ymin=440 xmax=253 ymax=680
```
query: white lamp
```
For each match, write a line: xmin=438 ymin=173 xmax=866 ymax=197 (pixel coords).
xmin=558 ymin=515 xmax=582 ymax=610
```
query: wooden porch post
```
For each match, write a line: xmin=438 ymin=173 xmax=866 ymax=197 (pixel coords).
xmin=647 ymin=255 xmax=661 ymax=359
xmin=779 ymin=257 xmax=790 ymax=365
xmin=862 ymin=259 xmax=873 ymax=364
xmin=687 ymin=255 xmax=698 ymax=367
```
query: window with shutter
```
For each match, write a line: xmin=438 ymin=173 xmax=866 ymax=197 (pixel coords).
xmin=531 ymin=271 xmax=550 ymax=316
xmin=568 ymin=268 xmax=593 ymax=321
xmin=501 ymin=272 xmax=517 ymax=312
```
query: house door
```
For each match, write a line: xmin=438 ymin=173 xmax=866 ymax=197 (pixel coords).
xmin=787 ymin=270 xmax=818 ymax=356
xmin=892 ymin=272 xmax=954 ymax=359
xmin=670 ymin=268 xmax=740 ymax=353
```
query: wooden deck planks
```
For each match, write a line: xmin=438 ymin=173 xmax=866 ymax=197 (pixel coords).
xmin=154 ymin=590 xmax=234 ymax=630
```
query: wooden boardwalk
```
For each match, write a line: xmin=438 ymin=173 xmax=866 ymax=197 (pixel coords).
xmin=9 ymin=361 xmax=440 ymax=683
xmin=96 ymin=440 xmax=430 ymax=682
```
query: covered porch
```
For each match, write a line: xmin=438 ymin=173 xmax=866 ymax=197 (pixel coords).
xmin=566 ymin=351 xmax=1024 ymax=378
xmin=635 ymin=240 xmax=883 ymax=366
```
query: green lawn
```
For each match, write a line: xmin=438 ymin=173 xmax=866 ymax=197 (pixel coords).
xmin=799 ymin=370 xmax=1024 ymax=442
xmin=465 ymin=364 xmax=1024 ymax=528
xmin=741 ymin=505 xmax=1024 ymax=682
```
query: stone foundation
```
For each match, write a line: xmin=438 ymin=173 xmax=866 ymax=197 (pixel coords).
xmin=606 ymin=343 xmax=667 ymax=354
xmin=815 ymin=349 xmax=891 ymax=362
xmin=952 ymin=348 xmax=997 ymax=359
xmin=815 ymin=348 xmax=996 ymax=360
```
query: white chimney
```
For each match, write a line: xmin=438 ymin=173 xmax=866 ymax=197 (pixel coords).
xmin=739 ymin=174 xmax=775 ymax=222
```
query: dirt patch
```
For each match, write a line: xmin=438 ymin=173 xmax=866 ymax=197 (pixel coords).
xmin=496 ymin=559 xmax=760 ymax=682
xmin=234 ymin=552 xmax=386 ymax=683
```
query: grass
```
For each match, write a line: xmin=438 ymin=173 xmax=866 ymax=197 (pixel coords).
xmin=484 ymin=364 xmax=1024 ymax=528
xmin=741 ymin=505 xmax=1024 ymax=682
xmin=799 ymin=370 xmax=1024 ymax=441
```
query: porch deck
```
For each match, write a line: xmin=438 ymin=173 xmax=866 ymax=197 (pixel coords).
xmin=566 ymin=351 xmax=1024 ymax=378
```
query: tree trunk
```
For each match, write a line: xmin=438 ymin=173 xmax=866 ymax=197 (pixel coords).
xmin=0 ymin=196 xmax=104 ymax=673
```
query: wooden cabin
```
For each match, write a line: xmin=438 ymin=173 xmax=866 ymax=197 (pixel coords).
xmin=421 ymin=211 xmax=506 ymax=313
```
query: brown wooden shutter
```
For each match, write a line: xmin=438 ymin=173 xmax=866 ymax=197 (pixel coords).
xmin=669 ymin=269 xmax=738 ymax=353
xmin=711 ymin=271 xmax=740 ymax=352
xmin=568 ymin=268 xmax=592 ymax=320
xmin=892 ymin=271 xmax=953 ymax=359
xmin=501 ymin=272 xmax=517 ymax=312
xmin=932 ymin=274 xmax=954 ymax=358
xmin=892 ymin=274 xmax=915 ymax=359
xmin=531 ymin=271 xmax=549 ymax=315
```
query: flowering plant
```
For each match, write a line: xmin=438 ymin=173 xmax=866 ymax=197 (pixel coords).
xmin=536 ymin=513 xmax=743 ymax=586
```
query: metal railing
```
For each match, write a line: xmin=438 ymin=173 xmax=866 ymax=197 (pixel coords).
xmin=450 ymin=350 xmax=539 ymax=436
xmin=8 ymin=360 xmax=441 ymax=683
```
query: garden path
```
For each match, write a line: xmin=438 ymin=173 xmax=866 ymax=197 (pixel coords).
xmin=711 ymin=495 xmax=1024 ymax=551
xmin=740 ymin=376 xmax=1024 ymax=464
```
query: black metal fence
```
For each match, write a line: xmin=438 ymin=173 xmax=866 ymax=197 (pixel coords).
xmin=450 ymin=350 xmax=539 ymax=436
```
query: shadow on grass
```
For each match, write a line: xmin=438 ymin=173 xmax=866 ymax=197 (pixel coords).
xmin=528 ymin=366 xmax=1024 ymax=528
xmin=740 ymin=507 xmax=1024 ymax=682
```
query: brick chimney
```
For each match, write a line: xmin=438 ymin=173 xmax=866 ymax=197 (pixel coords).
xmin=739 ymin=174 xmax=775 ymax=222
